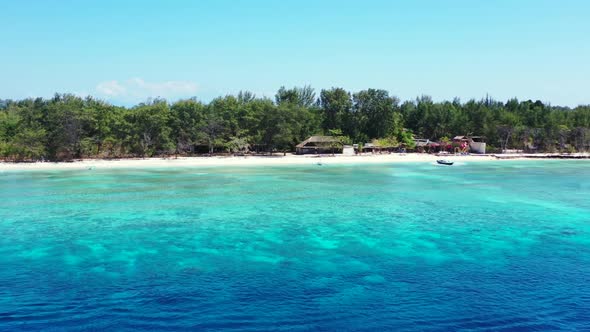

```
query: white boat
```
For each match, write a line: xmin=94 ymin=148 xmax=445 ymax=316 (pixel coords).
xmin=436 ymin=159 xmax=454 ymax=166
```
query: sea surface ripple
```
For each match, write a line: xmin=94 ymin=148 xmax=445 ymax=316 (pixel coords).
xmin=1 ymin=161 xmax=589 ymax=331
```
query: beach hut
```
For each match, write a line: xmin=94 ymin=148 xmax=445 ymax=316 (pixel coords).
xmin=453 ymin=136 xmax=486 ymax=154
xmin=361 ymin=142 xmax=378 ymax=153
xmin=360 ymin=140 xmax=398 ymax=154
xmin=342 ymin=145 xmax=355 ymax=155
xmin=413 ymin=138 xmax=430 ymax=153
xmin=469 ymin=136 xmax=486 ymax=154
xmin=427 ymin=141 xmax=441 ymax=153
xmin=453 ymin=136 xmax=470 ymax=153
xmin=296 ymin=136 xmax=343 ymax=155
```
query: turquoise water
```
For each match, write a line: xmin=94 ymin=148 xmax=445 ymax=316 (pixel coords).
xmin=1 ymin=161 xmax=589 ymax=331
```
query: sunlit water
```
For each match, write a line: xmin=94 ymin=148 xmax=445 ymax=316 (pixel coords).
xmin=1 ymin=161 xmax=589 ymax=331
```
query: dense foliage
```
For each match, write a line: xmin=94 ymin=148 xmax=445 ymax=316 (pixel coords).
xmin=1 ymin=88 xmax=590 ymax=161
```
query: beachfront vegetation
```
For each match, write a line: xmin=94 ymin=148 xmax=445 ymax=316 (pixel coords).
xmin=1 ymin=88 xmax=590 ymax=161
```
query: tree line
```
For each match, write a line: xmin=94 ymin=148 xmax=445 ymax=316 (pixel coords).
xmin=1 ymin=87 xmax=589 ymax=161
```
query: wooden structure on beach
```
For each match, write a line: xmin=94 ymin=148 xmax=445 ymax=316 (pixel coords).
xmin=413 ymin=138 xmax=430 ymax=152
xmin=453 ymin=136 xmax=486 ymax=154
xmin=296 ymin=136 xmax=343 ymax=155
xmin=361 ymin=143 xmax=397 ymax=153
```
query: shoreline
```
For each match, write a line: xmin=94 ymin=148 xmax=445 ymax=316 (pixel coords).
xmin=1 ymin=153 xmax=587 ymax=171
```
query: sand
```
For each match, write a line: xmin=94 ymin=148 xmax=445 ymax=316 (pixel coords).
xmin=0 ymin=153 xmax=516 ymax=171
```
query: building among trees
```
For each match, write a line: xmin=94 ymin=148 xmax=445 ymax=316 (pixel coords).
xmin=1 ymin=87 xmax=590 ymax=161
xmin=453 ymin=136 xmax=487 ymax=154
xmin=296 ymin=136 xmax=343 ymax=155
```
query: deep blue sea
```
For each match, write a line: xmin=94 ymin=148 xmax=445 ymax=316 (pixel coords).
xmin=1 ymin=161 xmax=589 ymax=331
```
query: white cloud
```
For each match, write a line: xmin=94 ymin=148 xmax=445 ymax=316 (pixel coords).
xmin=96 ymin=80 xmax=126 ymax=97
xmin=95 ymin=78 xmax=198 ymax=101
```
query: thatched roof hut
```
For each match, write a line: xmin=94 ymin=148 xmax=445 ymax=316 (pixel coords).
xmin=296 ymin=136 xmax=343 ymax=155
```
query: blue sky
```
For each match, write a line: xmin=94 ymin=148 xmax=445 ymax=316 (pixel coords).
xmin=1 ymin=0 xmax=588 ymax=106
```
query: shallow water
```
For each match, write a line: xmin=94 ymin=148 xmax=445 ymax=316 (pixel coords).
xmin=1 ymin=161 xmax=589 ymax=331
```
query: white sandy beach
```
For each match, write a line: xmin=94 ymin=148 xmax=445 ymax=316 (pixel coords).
xmin=3 ymin=152 xmax=589 ymax=171
xmin=0 ymin=153 xmax=527 ymax=171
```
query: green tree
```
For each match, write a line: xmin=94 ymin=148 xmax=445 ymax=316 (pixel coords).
xmin=127 ymin=99 xmax=174 ymax=157
xmin=319 ymin=88 xmax=352 ymax=132
xmin=275 ymin=85 xmax=316 ymax=108
xmin=170 ymin=98 xmax=205 ymax=154
xmin=353 ymin=89 xmax=400 ymax=139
